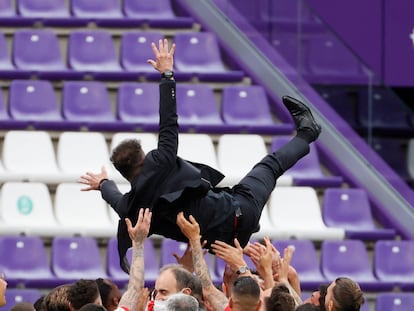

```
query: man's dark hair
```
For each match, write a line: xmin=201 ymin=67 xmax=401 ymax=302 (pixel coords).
xmin=110 ymin=139 xmax=144 ymax=181
xmin=332 ymin=277 xmax=364 ymax=311
xmin=296 ymin=303 xmax=320 ymax=311
xmin=265 ymin=284 xmax=295 ymax=311
xmin=318 ymin=284 xmax=328 ymax=311
xmin=78 ymin=303 xmax=107 ymax=311
xmin=67 ymin=279 xmax=100 ymax=311
xmin=44 ymin=284 xmax=71 ymax=311
xmin=34 ymin=295 xmax=46 ymax=311
xmin=232 ymin=276 xmax=260 ymax=300
xmin=95 ymin=278 xmax=112 ymax=308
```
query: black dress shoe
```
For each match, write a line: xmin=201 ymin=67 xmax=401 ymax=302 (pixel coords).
xmin=282 ymin=95 xmax=322 ymax=142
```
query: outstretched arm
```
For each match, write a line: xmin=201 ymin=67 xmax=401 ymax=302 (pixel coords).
xmin=176 ymin=212 xmax=228 ymax=311
xmin=118 ymin=208 xmax=152 ymax=311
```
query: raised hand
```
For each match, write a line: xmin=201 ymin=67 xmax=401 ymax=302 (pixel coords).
xmin=125 ymin=208 xmax=152 ymax=246
xmin=147 ymin=38 xmax=176 ymax=73
xmin=176 ymin=212 xmax=201 ymax=242
xmin=78 ymin=166 xmax=108 ymax=191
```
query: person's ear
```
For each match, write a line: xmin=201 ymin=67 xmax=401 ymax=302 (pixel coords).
xmin=229 ymin=297 xmax=234 ymax=309
xmin=112 ymin=295 xmax=120 ymax=307
xmin=181 ymin=287 xmax=191 ymax=295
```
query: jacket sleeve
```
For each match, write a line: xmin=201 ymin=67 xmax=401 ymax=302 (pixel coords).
xmin=100 ymin=179 xmax=128 ymax=217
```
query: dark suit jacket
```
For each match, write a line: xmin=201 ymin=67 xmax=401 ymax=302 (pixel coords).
xmin=101 ymin=80 xmax=224 ymax=272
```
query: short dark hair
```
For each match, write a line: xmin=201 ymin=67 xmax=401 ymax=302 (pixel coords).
xmin=67 ymin=279 xmax=100 ymax=311
xmin=296 ymin=303 xmax=320 ymax=311
xmin=44 ymin=284 xmax=71 ymax=311
xmin=78 ymin=303 xmax=107 ymax=311
xmin=318 ymin=284 xmax=328 ymax=311
xmin=332 ymin=277 xmax=365 ymax=311
xmin=265 ymin=284 xmax=295 ymax=311
xmin=96 ymin=278 xmax=111 ymax=308
xmin=232 ymin=276 xmax=260 ymax=300
xmin=110 ymin=139 xmax=144 ymax=181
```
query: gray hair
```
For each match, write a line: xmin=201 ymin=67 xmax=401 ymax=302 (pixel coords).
xmin=166 ymin=293 xmax=199 ymax=311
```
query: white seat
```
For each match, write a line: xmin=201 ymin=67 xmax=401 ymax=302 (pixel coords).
xmin=250 ymin=204 xmax=278 ymax=240
xmin=2 ymin=131 xmax=61 ymax=183
xmin=57 ymin=132 xmax=118 ymax=182
xmin=54 ymin=183 xmax=116 ymax=237
xmin=178 ymin=134 xmax=219 ymax=169
xmin=217 ymin=134 xmax=292 ymax=186
xmin=0 ymin=182 xmax=61 ymax=236
xmin=268 ymin=187 xmax=345 ymax=240
xmin=108 ymin=183 xmax=131 ymax=225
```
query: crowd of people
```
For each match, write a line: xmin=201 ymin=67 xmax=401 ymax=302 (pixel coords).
xmin=0 ymin=38 xmax=365 ymax=311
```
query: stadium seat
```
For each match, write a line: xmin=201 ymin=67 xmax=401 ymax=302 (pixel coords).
xmin=0 ymin=31 xmax=30 ymax=79
xmin=8 ymin=79 xmax=66 ymax=129
xmin=107 ymin=237 xmax=159 ymax=288
xmin=117 ymin=82 xmax=160 ymax=131
xmin=71 ymin=0 xmax=123 ymax=18
xmin=54 ymin=183 xmax=116 ymax=237
xmin=322 ymin=188 xmax=396 ymax=240
xmin=174 ymin=32 xmax=244 ymax=82
xmin=51 ymin=236 xmax=107 ymax=283
xmin=374 ymin=240 xmax=414 ymax=291
xmin=176 ymin=84 xmax=224 ymax=133
xmin=0 ymin=0 xmax=14 ymax=17
xmin=321 ymin=240 xmax=393 ymax=291
xmin=0 ymin=182 xmax=62 ymax=236
xmin=177 ymin=134 xmax=219 ymax=170
xmin=221 ymin=85 xmax=287 ymax=134
xmin=17 ymin=0 xmax=70 ymax=18
xmin=250 ymin=204 xmax=277 ymax=240
xmin=0 ymin=236 xmax=57 ymax=288
xmin=2 ymin=130 xmax=61 ymax=183
xmin=271 ymin=136 xmax=343 ymax=187
xmin=62 ymin=81 xmax=126 ymax=131
xmin=122 ymin=0 xmax=194 ymax=28
xmin=3 ymin=289 xmax=43 ymax=311
xmin=110 ymin=132 xmax=158 ymax=155
xmin=120 ymin=31 xmax=172 ymax=81
xmin=272 ymin=239 xmax=328 ymax=290
xmin=268 ymin=187 xmax=345 ymax=240
xmin=375 ymin=293 xmax=414 ymax=311
xmin=0 ymin=87 xmax=26 ymax=130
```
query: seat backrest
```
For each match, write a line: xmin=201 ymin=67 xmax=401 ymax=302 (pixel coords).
xmin=111 ymin=133 xmax=158 ymax=155
xmin=68 ymin=30 xmax=120 ymax=71
xmin=0 ymin=31 xmax=14 ymax=69
xmin=322 ymin=188 xmax=377 ymax=229
xmin=62 ymin=81 xmax=115 ymax=122
xmin=221 ymin=85 xmax=274 ymax=125
xmin=117 ymin=82 xmax=159 ymax=123
xmin=13 ymin=29 xmax=65 ymax=70
xmin=123 ymin=0 xmax=175 ymax=18
xmin=375 ymin=293 xmax=414 ymax=311
xmin=17 ymin=0 xmax=69 ymax=17
xmin=51 ymin=236 xmax=105 ymax=279
xmin=174 ymin=32 xmax=226 ymax=72
xmin=0 ymin=0 xmax=15 ymax=17
xmin=9 ymin=79 xmax=61 ymax=121
xmin=2 ymin=130 xmax=59 ymax=174
xmin=321 ymin=240 xmax=373 ymax=280
xmin=4 ymin=289 xmax=42 ymax=311
xmin=176 ymin=84 xmax=222 ymax=126
xmin=178 ymin=134 xmax=219 ymax=170
xmin=71 ymin=0 xmax=122 ymax=17
xmin=160 ymin=239 xmax=188 ymax=267
xmin=374 ymin=240 xmax=414 ymax=281
xmin=120 ymin=31 xmax=164 ymax=71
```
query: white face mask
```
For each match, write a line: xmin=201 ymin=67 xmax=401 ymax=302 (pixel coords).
xmin=147 ymin=300 xmax=167 ymax=311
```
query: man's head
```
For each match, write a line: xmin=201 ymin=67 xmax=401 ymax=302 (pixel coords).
xmin=154 ymin=264 xmax=203 ymax=306
xmin=67 ymin=279 xmax=102 ymax=311
xmin=44 ymin=284 xmax=71 ymax=311
xmin=325 ymin=277 xmax=364 ymax=311
xmin=304 ymin=284 xmax=328 ymax=310
xmin=0 ymin=274 xmax=7 ymax=307
xmin=229 ymin=276 xmax=261 ymax=311
xmin=111 ymin=139 xmax=145 ymax=181
xmin=96 ymin=278 xmax=122 ymax=311
xmin=296 ymin=303 xmax=320 ymax=311
xmin=78 ymin=303 xmax=107 ymax=311
xmin=166 ymin=293 xmax=199 ymax=311
xmin=264 ymin=284 xmax=295 ymax=311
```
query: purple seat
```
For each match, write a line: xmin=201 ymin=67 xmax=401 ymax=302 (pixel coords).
xmin=272 ymin=240 xmax=328 ymax=290
xmin=374 ymin=240 xmax=414 ymax=291
xmin=271 ymin=136 xmax=343 ymax=187
xmin=120 ymin=31 xmax=177 ymax=81
xmin=71 ymin=0 xmax=122 ymax=18
xmin=0 ymin=87 xmax=27 ymax=129
xmin=117 ymin=82 xmax=159 ymax=131
xmin=107 ymin=237 xmax=159 ymax=288
xmin=51 ymin=236 xmax=107 ymax=283
xmin=8 ymin=79 xmax=68 ymax=130
xmin=0 ymin=236 xmax=58 ymax=288
xmin=12 ymin=29 xmax=80 ymax=80
xmin=0 ymin=0 xmax=35 ymax=26
xmin=321 ymin=240 xmax=393 ymax=291
xmin=304 ymin=33 xmax=369 ymax=85
xmin=176 ymin=84 xmax=225 ymax=133
xmin=322 ymin=188 xmax=396 ymax=240
xmin=3 ymin=289 xmax=42 ymax=310
xmin=375 ymin=293 xmax=414 ymax=311
xmin=122 ymin=0 xmax=194 ymax=28
xmin=174 ymin=32 xmax=244 ymax=82
xmin=221 ymin=85 xmax=292 ymax=134
xmin=0 ymin=31 xmax=30 ymax=79
xmin=17 ymin=0 xmax=70 ymax=18
xmin=357 ymin=87 xmax=412 ymax=135
xmin=68 ymin=30 xmax=136 ymax=80
xmin=0 ymin=0 xmax=14 ymax=17
xmin=62 ymin=81 xmax=127 ymax=131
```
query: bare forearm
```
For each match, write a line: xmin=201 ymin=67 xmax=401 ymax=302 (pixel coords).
xmin=280 ymin=280 xmax=302 ymax=307
xmin=262 ymin=268 xmax=275 ymax=290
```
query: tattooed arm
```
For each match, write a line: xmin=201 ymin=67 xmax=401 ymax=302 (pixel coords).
xmin=118 ymin=208 xmax=152 ymax=311
xmin=176 ymin=212 xmax=228 ymax=311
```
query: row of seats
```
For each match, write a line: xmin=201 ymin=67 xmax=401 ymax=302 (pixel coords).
xmin=0 ymin=30 xmax=244 ymax=82
xmin=0 ymin=80 xmax=289 ymax=134
xmin=0 ymin=0 xmax=194 ymax=28
xmin=0 ymin=131 xmax=342 ymax=187
xmin=1 ymin=236 xmax=413 ymax=292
